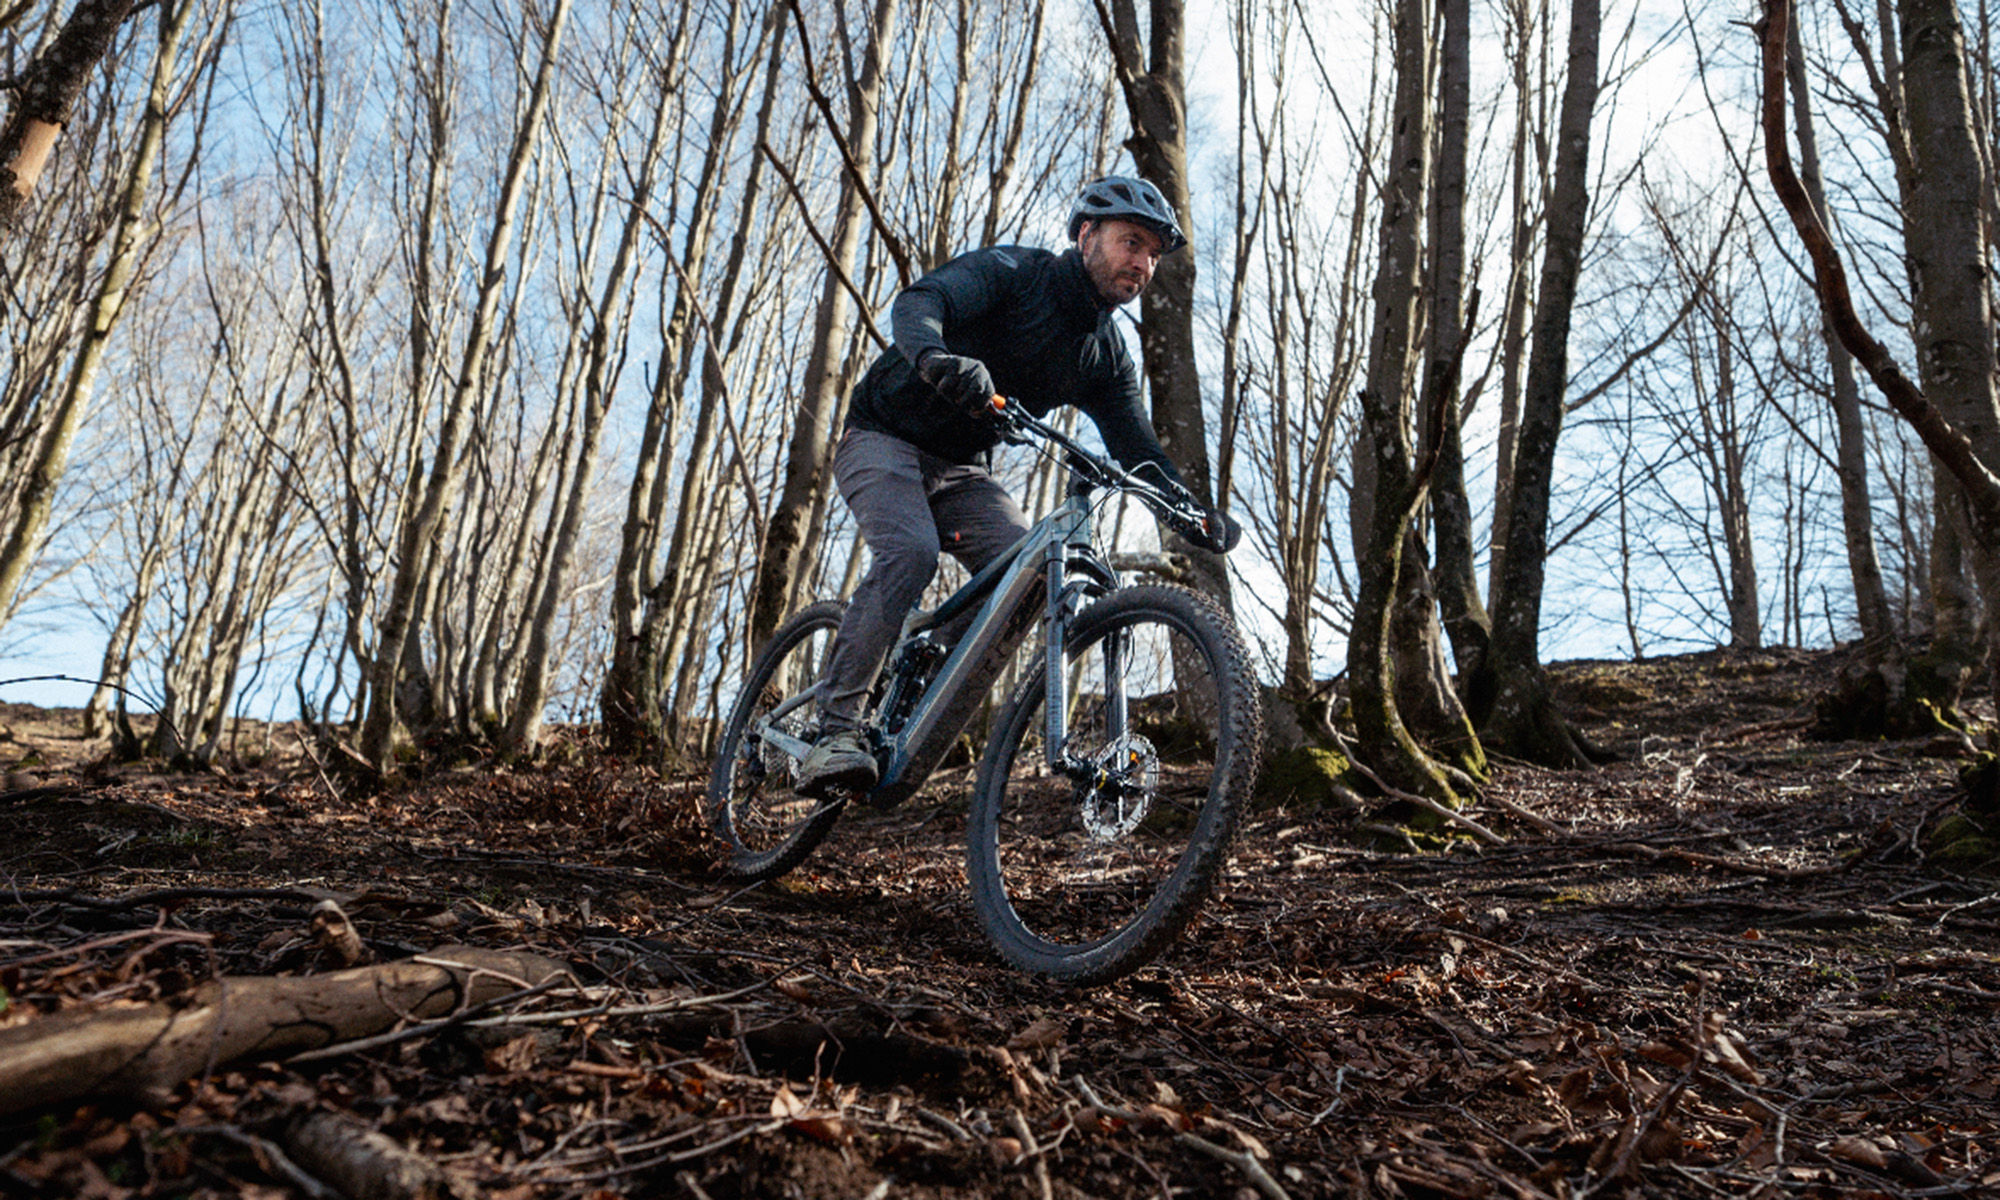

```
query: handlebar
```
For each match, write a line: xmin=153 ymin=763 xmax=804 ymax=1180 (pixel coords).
xmin=984 ymin=395 xmax=1221 ymax=547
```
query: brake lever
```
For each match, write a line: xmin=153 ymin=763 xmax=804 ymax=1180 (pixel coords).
xmin=984 ymin=394 xmax=1031 ymax=445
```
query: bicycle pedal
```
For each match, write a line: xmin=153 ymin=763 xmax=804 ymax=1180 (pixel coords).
xmin=861 ymin=780 xmax=912 ymax=811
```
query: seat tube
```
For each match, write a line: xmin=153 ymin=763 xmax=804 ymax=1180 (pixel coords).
xmin=1042 ymin=538 xmax=1067 ymax=771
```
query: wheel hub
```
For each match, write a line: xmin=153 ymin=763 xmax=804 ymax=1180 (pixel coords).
xmin=1078 ymin=734 xmax=1158 ymax=841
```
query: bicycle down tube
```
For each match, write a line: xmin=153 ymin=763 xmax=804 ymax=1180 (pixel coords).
xmin=869 ymin=503 xmax=1086 ymax=808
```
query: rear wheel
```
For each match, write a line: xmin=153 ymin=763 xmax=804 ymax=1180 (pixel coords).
xmin=966 ymin=585 xmax=1263 ymax=984
xmin=707 ymin=601 xmax=851 ymax=880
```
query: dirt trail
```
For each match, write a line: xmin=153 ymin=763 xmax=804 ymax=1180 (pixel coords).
xmin=2 ymin=649 xmax=1996 ymax=1197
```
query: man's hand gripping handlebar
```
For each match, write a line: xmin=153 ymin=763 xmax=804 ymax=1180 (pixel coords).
xmin=983 ymin=395 xmax=1241 ymax=554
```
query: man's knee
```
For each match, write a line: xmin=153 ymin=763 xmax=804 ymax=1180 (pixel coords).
xmin=868 ymin=530 xmax=942 ymax=605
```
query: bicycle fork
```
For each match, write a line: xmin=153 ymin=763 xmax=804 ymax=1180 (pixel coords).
xmin=1043 ymin=541 xmax=1129 ymax=776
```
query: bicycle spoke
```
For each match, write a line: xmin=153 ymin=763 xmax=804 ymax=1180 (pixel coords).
xmin=707 ymin=602 xmax=851 ymax=879
xmin=969 ymin=585 xmax=1258 ymax=981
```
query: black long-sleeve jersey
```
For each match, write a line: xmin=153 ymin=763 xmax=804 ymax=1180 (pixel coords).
xmin=844 ymin=245 xmax=1185 ymax=485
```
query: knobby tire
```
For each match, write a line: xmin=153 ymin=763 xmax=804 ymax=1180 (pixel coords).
xmin=706 ymin=600 xmax=850 ymax=881
xmin=965 ymin=584 xmax=1263 ymax=984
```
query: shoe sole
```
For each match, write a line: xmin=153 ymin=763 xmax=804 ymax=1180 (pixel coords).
xmin=799 ymin=765 xmax=878 ymax=799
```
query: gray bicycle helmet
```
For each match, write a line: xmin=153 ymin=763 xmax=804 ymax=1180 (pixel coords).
xmin=1067 ymin=175 xmax=1188 ymax=254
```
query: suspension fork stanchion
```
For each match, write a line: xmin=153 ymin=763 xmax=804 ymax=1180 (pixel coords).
xmin=1104 ymin=624 xmax=1128 ymax=743
xmin=1042 ymin=532 xmax=1068 ymax=773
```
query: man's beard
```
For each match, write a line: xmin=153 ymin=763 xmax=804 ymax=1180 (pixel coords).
xmin=1083 ymin=245 xmax=1145 ymax=305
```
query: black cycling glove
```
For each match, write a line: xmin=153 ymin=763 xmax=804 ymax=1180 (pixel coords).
xmin=916 ymin=351 xmax=998 ymax=418
xmin=1142 ymin=466 xmax=1244 ymax=554
xmin=1195 ymin=505 xmax=1244 ymax=554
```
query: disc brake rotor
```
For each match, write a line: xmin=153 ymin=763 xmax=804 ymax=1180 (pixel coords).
xmin=1078 ymin=734 xmax=1159 ymax=841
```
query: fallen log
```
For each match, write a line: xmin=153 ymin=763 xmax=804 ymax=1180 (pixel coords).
xmin=0 ymin=945 xmax=568 ymax=1116
xmin=285 ymin=1109 xmax=474 ymax=1200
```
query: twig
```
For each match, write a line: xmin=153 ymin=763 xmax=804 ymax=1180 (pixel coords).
xmin=1484 ymin=791 xmax=1571 ymax=838
xmin=1073 ymin=1076 xmax=1292 ymax=1200
xmin=1607 ymin=841 xmax=1846 ymax=879
xmin=756 ymin=141 xmax=889 ymax=350
xmin=677 ymin=1170 xmax=720 ymax=1200
xmin=0 ymin=885 xmax=333 ymax=912
xmin=291 ymin=725 xmax=343 ymax=804
xmin=917 ymin=1107 xmax=975 ymax=1142
xmin=780 ymin=0 xmax=913 ymax=287
xmin=1008 ymin=1107 xmax=1054 ymax=1200
xmin=1 ymin=925 xmax=211 ymax=971
xmin=175 ymin=1125 xmax=337 ymax=1200
xmin=527 ymin=1118 xmax=786 ymax=1185
xmin=284 ymin=976 xmax=571 ymax=1064
xmin=636 ymin=207 xmax=770 ymax=548
xmin=0 ymin=674 xmax=193 ymax=753
xmin=463 ymin=976 xmax=776 ymax=1027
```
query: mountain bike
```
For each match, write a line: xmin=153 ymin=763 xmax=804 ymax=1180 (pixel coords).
xmin=705 ymin=399 xmax=1264 ymax=984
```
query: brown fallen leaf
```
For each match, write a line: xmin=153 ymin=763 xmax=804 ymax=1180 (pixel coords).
xmin=1637 ymin=1040 xmax=1694 ymax=1070
xmin=770 ymin=1083 xmax=806 ymax=1118
xmin=1008 ymin=1016 xmax=1065 ymax=1051
xmin=410 ymin=1093 xmax=474 ymax=1124
xmin=1824 ymin=1135 xmax=1892 ymax=1169
xmin=1638 ymin=1117 xmax=1684 ymax=1162
xmin=1706 ymin=1029 xmax=1763 ymax=1085
xmin=484 ymin=1034 xmax=543 ymax=1075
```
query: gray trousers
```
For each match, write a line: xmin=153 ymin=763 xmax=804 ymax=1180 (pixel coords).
xmin=817 ymin=427 xmax=1030 ymax=730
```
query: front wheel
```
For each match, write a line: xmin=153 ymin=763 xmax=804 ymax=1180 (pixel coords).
xmin=707 ymin=600 xmax=850 ymax=881
xmin=966 ymin=585 xmax=1264 ymax=984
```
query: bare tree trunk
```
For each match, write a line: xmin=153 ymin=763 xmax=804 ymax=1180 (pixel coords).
xmin=0 ymin=0 xmax=193 ymax=624
xmin=1096 ymin=0 xmax=1231 ymax=612
xmin=607 ymin=0 xmax=775 ymax=753
xmin=1786 ymin=8 xmax=1893 ymax=650
xmin=1898 ymin=0 xmax=2000 ymax=709
xmin=503 ymin=25 xmax=682 ymax=755
xmin=1488 ymin=0 xmax=1551 ymax=603
xmin=1762 ymin=0 xmax=2000 ymax=736
xmin=1347 ymin=0 xmax=1475 ymax=806
xmin=360 ymin=0 xmax=571 ymax=771
xmin=0 ymin=0 xmax=138 ymax=230
xmin=980 ymin=0 xmax=1046 ymax=245
xmin=746 ymin=0 xmax=900 ymax=652
xmin=1713 ymin=335 xmax=1762 ymax=650
xmin=1469 ymin=0 xmax=1601 ymax=769
xmin=1426 ymin=0 xmax=1488 ymax=676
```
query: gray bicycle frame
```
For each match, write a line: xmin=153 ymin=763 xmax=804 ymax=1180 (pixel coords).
xmin=745 ymin=482 xmax=1123 ymax=809
xmin=747 ymin=401 xmax=1206 ymax=809
xmin=865 ymin=486 xmax=1122 ymax=808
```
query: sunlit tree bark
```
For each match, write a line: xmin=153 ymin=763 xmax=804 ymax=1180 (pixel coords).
xmin=1347 ymin=0 xmax=1479 ymax=805
xmin=0 ymin=0 xmax=204 ymax=625
xmin=360 ymin=0 xmax=572 ymax=771
xmin=1096 ymin=0 xmax=1230 ymax=612
xmin=746 ymin=0 xmax=900 ymax=652
xmin=1469 ymin=0 xmax=1601 ymax=768
xmin=0 ymin=0 xmax=137 ymax=230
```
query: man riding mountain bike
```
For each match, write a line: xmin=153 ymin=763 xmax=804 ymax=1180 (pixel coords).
xmin=798 ymin=175 xmax=1243 ymax=799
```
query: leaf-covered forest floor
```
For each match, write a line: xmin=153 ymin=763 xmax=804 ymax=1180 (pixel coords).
xmin=3 ymin=647 xmax=1997 ymax=1199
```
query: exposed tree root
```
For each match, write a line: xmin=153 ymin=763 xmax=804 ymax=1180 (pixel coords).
xmin=1474 ymin=662 xmax=1613 ymax=769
